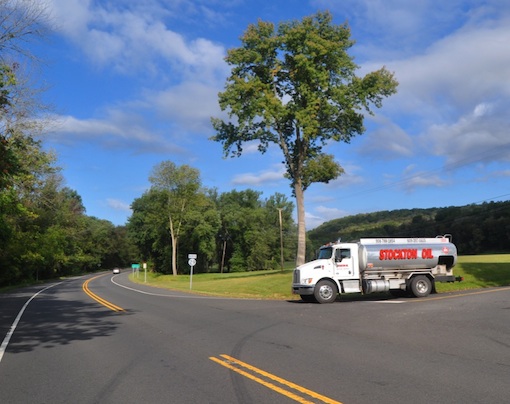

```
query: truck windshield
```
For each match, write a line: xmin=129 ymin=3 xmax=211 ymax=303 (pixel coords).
xmin=318 ymin=247 xmax=333 ymax=259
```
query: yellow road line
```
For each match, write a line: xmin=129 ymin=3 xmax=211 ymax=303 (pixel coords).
xmin=83 ymin=275 xmax=124 ymax=312
xmin=210 ymin=354 xmax=342 ymax=404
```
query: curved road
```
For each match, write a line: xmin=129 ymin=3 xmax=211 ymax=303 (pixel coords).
xmin=1 ymin=272 xmax=509 ymax=403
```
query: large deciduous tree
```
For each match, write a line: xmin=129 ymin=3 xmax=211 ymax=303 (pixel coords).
xmin=149 ymin=161 xmax=201 ymax=276
xmin=211 ymin=11 xmax=398 ymax=266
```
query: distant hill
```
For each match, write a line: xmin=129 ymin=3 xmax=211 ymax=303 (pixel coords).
xmin=307 ymin=201 xmax=510 ymax=256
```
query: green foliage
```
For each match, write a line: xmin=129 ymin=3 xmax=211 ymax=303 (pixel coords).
xmin=179 ymin=192 xmax=221 ymax=272
xmin=0 ymin=161 xmax=135 ymax=286
xmin=128 ymin=171 xmax=297 ymax=275
xmin=211 ymin=11 xmax=398 ymax=265
xmin=0 ymin=64 xmax=19 ymax=189
xmin=299 ymin=154 xmax=344 ymax=191
xmin=0 ymin=0 xmax=136 ymax=287
xmin=307 ymin=201 xmax=510 ymax=257
xmin=146 ymin=161 xmax=204 ymax=276
xmin=213 ymin=189 xmax=296 ymax=272
xmin=129 ymin=164 xmax=222 ymax=275
xmin=128 ymin=189 xmax=171 ymax=273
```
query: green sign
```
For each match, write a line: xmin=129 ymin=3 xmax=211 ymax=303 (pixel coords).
xmin=132 ymin=263 xmax=140 ymax=269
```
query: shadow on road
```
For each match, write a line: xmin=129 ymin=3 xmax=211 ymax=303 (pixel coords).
xmin=1 ymin=282 xmax=134 ymax=355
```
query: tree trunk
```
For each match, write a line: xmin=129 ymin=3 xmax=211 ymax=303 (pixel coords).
xmin=294 ymin=181 xmax=306 ymax=267
xmin=221 ymin=239 xmax=227 ymax=273
xmin=169 ymin=216 xmax=178 ymax=276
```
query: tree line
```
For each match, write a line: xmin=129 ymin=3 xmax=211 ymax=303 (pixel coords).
xmin=0 ymin=1 xmax=135 ymax=286
xmin=0 ymin=148 xmax=297 ymax=286
xmin=307 ymin=201 xmax=510 ymax=256
xmin=127 ymin=161 xmax=297 ymax=275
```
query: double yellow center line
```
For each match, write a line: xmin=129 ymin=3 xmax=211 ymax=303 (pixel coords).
xmin=83 ymin=275 xmax=124 ymax=312
xmin=83 ymin=277 xmax=339 ymax=402
xmin=210 ymin=354 xmax=342 ymax=404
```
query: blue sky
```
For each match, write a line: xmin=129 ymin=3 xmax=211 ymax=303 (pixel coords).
xmin=34 ymin=0 xmax=510 ymax=229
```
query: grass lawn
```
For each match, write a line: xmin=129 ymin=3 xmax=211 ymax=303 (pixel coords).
xmin=130 ymin=268 xmax=299 ymax=300
xmin=130 ymin=254 xmax=510 ymax=300
xmin=436 ymin=254 xmax=510 ymax=292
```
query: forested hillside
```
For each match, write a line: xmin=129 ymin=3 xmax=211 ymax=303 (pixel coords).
xmin=307 ymin=201 xmax=510 ymax=255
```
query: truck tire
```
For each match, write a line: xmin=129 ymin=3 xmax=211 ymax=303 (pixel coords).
xmin=314 ymin=280 xmax=337 ymax=304
xmin=410 ymin=275 xmax=432 ymax=298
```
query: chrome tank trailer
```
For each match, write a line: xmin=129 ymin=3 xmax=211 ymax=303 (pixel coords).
xmin=357 ymin=237 xmax=457 ymax=272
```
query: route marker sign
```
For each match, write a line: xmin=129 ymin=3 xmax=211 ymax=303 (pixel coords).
xmin=188 ymin=254 xmax=197 ymax=289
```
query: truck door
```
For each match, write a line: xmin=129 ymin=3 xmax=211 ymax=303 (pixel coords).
xmin=334 ymin=248 xmax=355 ymax=279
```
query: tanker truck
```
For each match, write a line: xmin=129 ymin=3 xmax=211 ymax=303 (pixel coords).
xmin=292 ymin=235 xmax=462 ymax=303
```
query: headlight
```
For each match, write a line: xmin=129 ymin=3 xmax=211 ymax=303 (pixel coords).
xmin=302 ymin=278 xmax=314 ymax=285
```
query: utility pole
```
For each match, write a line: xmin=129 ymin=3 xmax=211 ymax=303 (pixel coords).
xmin=220 ymin=231 xmax=229 ymax=273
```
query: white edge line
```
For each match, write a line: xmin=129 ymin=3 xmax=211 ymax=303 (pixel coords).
xmin=0 ymin=282 xmax=62 ymax=364
xmin=373 ymin=300 xmax=405 ymax=304
xmin=110 ymin=276 xmax=258 ymax=301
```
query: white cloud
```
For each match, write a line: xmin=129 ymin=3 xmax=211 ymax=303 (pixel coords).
xmin=150 ymin=81 xmax=222 ymax=133
xmin=44 ymin=0 xmax=230 ymax=153
xmin=358 ymin=116 xmax=414 ymax=159
xmin=47 ymin=0 xmax=93 ymax=37
xmin=357 ymin=10 xmax=510 ymax=180
xmin=45 ymin=112 xmax=185 ymax=154
xmin=327 ymin=163 xmax=365 ymax=188
xmin=306 ymin=205 xmax=349 ymax=230
xmin=381 ymin=17 xmax=510 ymax=113
xmin=399 ymin=164 xmax=450 ymax=192
xmin=315 ymin=205 xmax=349 ymax=221
xmin=305 ymin=211 xmax=324 ymax=231
xmin=243 ymin=142 xmax=264 ymax=154
xmin=494 ymin=170 xmax=510 ymax=178
xmin=107 ymin=198 xmax=132 ymax=212
xmin=47 ymin=0 xmax=228 ymax=80
xmin=316 ymin=0 xmax=509 ymax=59
xmin=425 ymin=102 xmax=510 ymax=168
xmin=231 ymin=165 xmax=286 ymax=187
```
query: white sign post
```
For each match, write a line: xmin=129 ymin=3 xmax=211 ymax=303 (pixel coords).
xmin=188 ymin=254 xmax=197 ymax=289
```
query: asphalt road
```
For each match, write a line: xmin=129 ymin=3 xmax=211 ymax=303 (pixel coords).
xmin=1 ymin=272 xmax=509 ymax=404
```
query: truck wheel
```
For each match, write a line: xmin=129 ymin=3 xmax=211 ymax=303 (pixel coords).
xmin=300 ymin=295 xmax=316 ymax=303
xmin=410 ymin=276 xmax=432 ymax=298
xmin=314 ymin=280 xmax=337 ymax=304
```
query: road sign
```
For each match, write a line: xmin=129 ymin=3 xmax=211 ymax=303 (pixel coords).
xmin=188 ymin=256 xmax=197 ymax=290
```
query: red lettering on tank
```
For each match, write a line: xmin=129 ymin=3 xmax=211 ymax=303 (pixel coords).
xmin=421 ymin=248 xmax=433 ymax=259
xmin=379 ymin=248 xmax=418 ymax=260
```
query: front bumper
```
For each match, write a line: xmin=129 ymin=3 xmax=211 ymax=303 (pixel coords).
xmin=292 ymin=285 xmax=314 ymax=295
